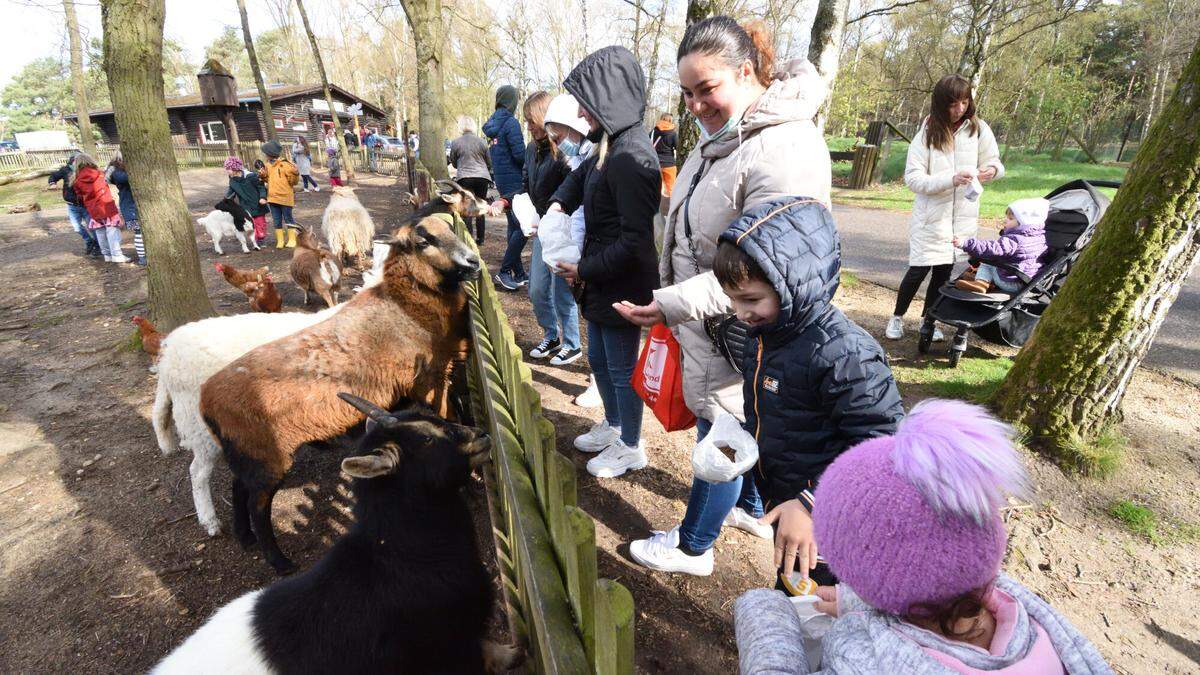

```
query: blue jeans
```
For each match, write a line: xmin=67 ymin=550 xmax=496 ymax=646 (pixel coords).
xmin=587 ymin=321 xmax=643 ymax=447
xmin=678 ymin=416 xmax=765 ymax=553
xmin=300 ymin=174 xmax=318 ymax=189
xmin=975 ymin=263 xmax=1022 ymax=293
xmin=67 ymin=203 xmax=97 ymax=250
xmin=528 ymin=237 xmax=580 ymax=350
xmin=499 ymin=208 xmax=527 ymax=279
xmin=268 ymin=203 xmax=295 ymax=231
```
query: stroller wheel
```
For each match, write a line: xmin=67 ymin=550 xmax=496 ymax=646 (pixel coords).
xmin=948 ymin=329 xmax=970 ymax=368
xmin=917 ymin=330 xmax=932 ymax=354
xmin=948 ymin=348 xmax=962 ymax=368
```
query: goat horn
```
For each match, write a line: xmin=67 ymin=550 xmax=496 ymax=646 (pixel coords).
xmin=337 ymin=393 xmax=395 ymax=423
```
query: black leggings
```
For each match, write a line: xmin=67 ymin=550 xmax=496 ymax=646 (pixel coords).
xmin=456 ymin=177 xmax=490 ymax=243
xmin=893 ymin=264 xmax=953 ymax=317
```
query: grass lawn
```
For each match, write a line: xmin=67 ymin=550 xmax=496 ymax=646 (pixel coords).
xmin=0 ymin=175 xmax=68 ymax=211
xmin=828 ymin=141 xmax=1127 ymax=221
xmin=890 ymin=354 xmax=1014 ymax=403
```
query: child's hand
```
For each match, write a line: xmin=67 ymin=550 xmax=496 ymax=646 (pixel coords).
xmin=760 ymin=499 xmax=817 ymax=579
xmin=814 ymin=586 xmax=838 ymax=617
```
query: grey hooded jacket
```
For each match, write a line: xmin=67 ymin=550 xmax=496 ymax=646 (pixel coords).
xmin=735 ymin=574 xmax=1114 ymax=674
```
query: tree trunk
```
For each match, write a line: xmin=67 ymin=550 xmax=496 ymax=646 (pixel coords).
xmin=808 ymin=0 xmax=849 ymax=132
xmin=674 ymin=0 xmax=719 ymax=161
xmin=236 ymin=0 xmax=277 ymax=143
xmin=993 ymin=35 xmax=1200 ymax=473
xmin=644 ymin=0 xmax=669 ymax=123
xmin=294 ymin=0 xmax=355 ymax=181
xmin=956 ymin=0 xmax=998 ymax=90
xmin=222 ymin=110 xmax=240 ymax=154
xmin=64 ymin=0 xmax=96 ymax=157
xmin=399 ymin=0 xmax=449 ymax=181
xmin=101 ymin=0 xmax=213 ymax=330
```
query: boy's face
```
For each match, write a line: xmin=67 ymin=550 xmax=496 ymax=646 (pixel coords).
xmin=724 ymin=278 xmax=781 ymax=328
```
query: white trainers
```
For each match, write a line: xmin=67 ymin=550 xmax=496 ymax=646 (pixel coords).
xmin=932 ymin=327 xmax=946 ymax=342
xmin=629 ymin=526 xmax=713 ymax=576
xmin=574 ymin=421 xmax=620 ymax=453
xmin=575 ymin=377 xmax=602 ymax=408
xmin=723 ymin=507 xmax=773 ymax=539
xmin=586 ymin=440 xmax=647 ymax=478
xmin=884 ymin=316 xmax=904 ymax=340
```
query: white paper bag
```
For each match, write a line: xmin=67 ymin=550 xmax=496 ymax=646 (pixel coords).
xmin=691 ymin=413 xmax=758 ymax=483
xmin=511 ymin=193 xmax=539 ymax=236
xmin=788 ymin=595 xmax=834 ymax=671
xmin=538 ymin=210 xmax=580 ymax=267
xmin=964 ymin=175 xmax=984 ymax=202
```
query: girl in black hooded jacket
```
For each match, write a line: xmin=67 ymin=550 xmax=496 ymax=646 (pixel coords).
xmin=549 ymin=45 xmax=661 ymax=480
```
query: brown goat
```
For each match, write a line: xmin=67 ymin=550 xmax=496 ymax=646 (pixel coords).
xmin=290 ymin=229 xmax=343 ymax=308
xmin=199 ymin=214 xmax=479 ymax=574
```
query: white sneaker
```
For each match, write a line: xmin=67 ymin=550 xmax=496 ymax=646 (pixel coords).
xmin=110 ymin=254 xmax=129 ymax=264
xmin=723 ymin=507 xmax=773 ymax=539
xmin=575 ymin=378 xmax=602 ymax=408
xmin=574 ymin=421 xmax=620 ymax=453
xmin=550 ymin=347 xmax=582 ymax=366
xmin=102 ymin=255 xmax=112 ymax=262
xmin=629 ymin=526 xmax=713 ymax=576
xmin=529 ymin=337 xmax=561 ymax=359
xmin=932 ymin=327 xmax=946 ymax=342
xmin=586 ymin=440 xmax=647 ymax=478
xmin=884 ymin=316 xmax=904 ymax=340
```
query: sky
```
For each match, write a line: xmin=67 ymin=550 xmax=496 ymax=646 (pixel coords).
xmin=0 ymin=0 xmax=348 ymax=90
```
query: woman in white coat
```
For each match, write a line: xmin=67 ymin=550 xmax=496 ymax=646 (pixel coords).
xmin=885 ymin=74 xmax=1003 ymax=341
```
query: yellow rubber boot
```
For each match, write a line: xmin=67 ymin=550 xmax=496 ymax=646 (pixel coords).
xmin=286 ymin=228 xmax=298 ymax=248
xmin=274 ymin=229 xmax=286 ymax=249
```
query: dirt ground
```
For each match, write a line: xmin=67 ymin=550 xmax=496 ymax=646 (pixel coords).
xmin=0 ymin=167 xmax=1197 ymax=673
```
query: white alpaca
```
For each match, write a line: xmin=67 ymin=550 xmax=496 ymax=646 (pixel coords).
xmin=321 ymin=186 xmax=375 ymax=266
xmin=198 ymin=209 xmax=259 ymax=255
xmin=152 ymin=306 xmax=344 ymax=536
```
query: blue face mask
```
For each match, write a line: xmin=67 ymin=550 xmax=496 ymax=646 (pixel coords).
xmin=696 ymin=114 xmax=740 ymax=142
xmin=559 ymin=139 xmax=580 ymax=157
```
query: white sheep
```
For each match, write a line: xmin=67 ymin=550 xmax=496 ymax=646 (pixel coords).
xmin=152 ymin=306 xmax=345 ymax=536
xmin=321 ymin=186 xmax=376 ymax=267
xmin=198 ymin=209 xmax=258 ymax=255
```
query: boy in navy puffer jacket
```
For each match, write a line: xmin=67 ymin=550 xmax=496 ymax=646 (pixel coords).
xmin=712 ymin=197 xmax=904 ymax=588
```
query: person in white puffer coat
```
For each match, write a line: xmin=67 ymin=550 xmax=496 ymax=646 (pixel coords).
xmin=885 ymin=74 xmax=1004 ymax=342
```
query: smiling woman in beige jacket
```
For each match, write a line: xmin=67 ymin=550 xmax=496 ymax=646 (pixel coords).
xmin=614 ymin=16 xmax=831 ymax=577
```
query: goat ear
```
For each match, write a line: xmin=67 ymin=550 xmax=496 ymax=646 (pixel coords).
xmin=439 ymin=192 xmax=461 ymax=204
xmin=342 ymin=448 xmax=400 ymax=478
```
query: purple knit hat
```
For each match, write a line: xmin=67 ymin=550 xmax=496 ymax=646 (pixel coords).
xmin=813 ymin=399 xmax=1030 ymax=616
xmin=223 ymin=156 xmax=244 ymax=172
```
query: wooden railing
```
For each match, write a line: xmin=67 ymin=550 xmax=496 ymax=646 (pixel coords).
xmin=0 ymin=143 xmax=409 ymax=177
xmin=453 ymin=216 xmax=635 ymax=674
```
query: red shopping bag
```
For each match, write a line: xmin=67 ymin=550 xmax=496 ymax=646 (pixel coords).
xmin=631 ymin=324 xmax=697 ymax=432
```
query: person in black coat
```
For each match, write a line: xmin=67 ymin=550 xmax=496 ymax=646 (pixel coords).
xmin=549 ymin=46 xmax=661 ymax=479
xmin=714 ymin=197 xmax=904 ymax=587
xmin=48 ymin=153 xmax=100 ymax=257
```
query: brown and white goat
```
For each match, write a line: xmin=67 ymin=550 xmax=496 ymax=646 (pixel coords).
xmin=199 ymin=214 xmax=479 ymax=574
xmin=406 ymin=179 xmax=489 ymax=224
xmin=290 ymin=228 xmax=343 ymax=308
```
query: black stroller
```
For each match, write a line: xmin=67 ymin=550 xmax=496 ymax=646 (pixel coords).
xmin=918 ymin=179 xmax=1119 ymax=366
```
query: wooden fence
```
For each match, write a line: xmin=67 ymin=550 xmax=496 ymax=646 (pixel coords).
xmin=0 ymin=143 xmax=409 ymax=177
xmin=453 ymin=216 xmax=635 ymax=674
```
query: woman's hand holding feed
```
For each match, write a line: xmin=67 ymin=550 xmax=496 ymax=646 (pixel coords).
xmin=613 ymin=300 xmax=665 ymax=327
xmin=555 ymin=261 xmax=579 ymax=283
xmin=952 ymin=170 xmax=974 ymax=186
xmin=977 ymin=166 xmax=997 ymax=182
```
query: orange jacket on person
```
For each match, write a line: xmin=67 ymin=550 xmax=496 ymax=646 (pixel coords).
xmin=264 ymin=157 xmax=299 ymax=206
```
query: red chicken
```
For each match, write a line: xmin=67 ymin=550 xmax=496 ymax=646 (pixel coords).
xmin=131 ymin=316 xmax=164 ymax=356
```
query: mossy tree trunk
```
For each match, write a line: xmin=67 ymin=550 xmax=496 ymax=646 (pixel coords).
xmin=236 ymin=0 xmax=277 ymax=143
xmin=993 ymin=35 xmax=1200 ymax=472
xmin=399 ymin=0 xmax=449 ymax=181
xmin=294 ymin=0 xmax=355 ymax=181
xmin=808 ymin=0 xmax=849 ymax=133
xmin=674 ymin=0 xmax=719 ymax=161
xmin=101 ymin=0 xmax=214 ymax=330
xmin=64 ymin=0 xmax=96 ymax=157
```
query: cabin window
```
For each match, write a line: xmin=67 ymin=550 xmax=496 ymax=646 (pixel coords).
xmin=199 ymin=121 xmax=228 ymax=144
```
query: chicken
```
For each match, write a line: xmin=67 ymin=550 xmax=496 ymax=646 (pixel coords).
xmin=290 ymin=229 xmax=343 ymax=308
xmin=132 ymin=315 xmax=164 ymax=357
xmin=245 ymin=275 xmax=283 ymax=313
xmin=215 ymin=262 xmax=270 ymax=296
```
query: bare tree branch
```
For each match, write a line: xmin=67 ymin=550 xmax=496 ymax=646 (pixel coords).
xmin=848 ymin=0 xmax=931 ymax=24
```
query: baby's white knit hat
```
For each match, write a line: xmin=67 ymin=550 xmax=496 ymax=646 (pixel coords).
xmin=1008 ymin=197 xmax=1050 ymax=229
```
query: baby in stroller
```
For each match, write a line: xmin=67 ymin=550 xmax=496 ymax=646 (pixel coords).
xmin=952 ymin=198 xmax=1049 ymax=294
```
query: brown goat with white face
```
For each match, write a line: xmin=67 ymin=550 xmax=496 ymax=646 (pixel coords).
xmin=199 ymin=214 xmax=480 ymax=574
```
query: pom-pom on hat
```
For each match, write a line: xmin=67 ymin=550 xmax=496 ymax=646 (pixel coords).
xmin=223 ymin=156 xmax=244 ymax=173
xmin=813 ymin=399 xmax=1030 ymax=616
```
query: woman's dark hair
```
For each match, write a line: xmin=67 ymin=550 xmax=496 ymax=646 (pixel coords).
xmin=713 ymin=240 xmax=768 ymax=289
xmin=925 ymin=74 xmax=977 ymax=152
xmin=905 ymin=586 xmax=988 ymax=642
xmin=677 ymin=16 xmax=775 ymax=87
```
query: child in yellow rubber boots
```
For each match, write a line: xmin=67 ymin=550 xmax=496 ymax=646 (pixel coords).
xmin=261 ymin=140 xmax=299 ymax=248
